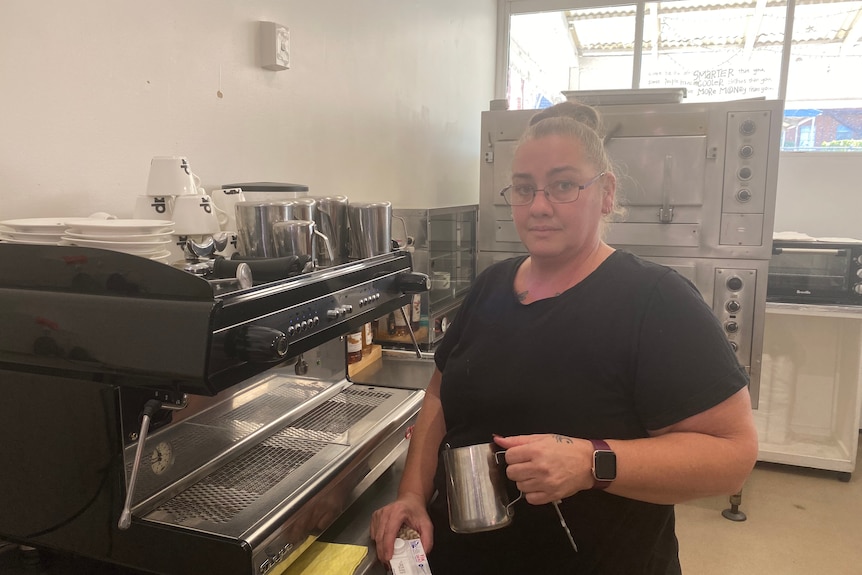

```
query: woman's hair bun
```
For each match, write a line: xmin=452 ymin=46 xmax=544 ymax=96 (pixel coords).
xmin=528 ymin=100 xmax=602 ymax=135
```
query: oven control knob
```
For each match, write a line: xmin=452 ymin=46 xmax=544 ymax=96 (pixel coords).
xmin=726 ymin=276 xmax=743 ymax=291
xmin=392 ymin=272 xmax=431 ymax=293
xmin=725 ymin=321 xmax=739 ymax=333
xmin=326 ymin=309 xmax=339 ymax=320
xmin=726 ymin=300 xmax=741 ymax=313
xmin=227 ymin=325 xmax=288 ymax=362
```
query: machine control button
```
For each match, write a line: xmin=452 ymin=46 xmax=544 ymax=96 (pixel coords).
xmin=740 ymin=119 xmax=757 ymax=135
xmin=344 ymin=304 xmax=353 ymax=313
xmin=287 ymin=325 xmax=295 ymax=336
xmin=854 ymin=283 xmax=862 ymax=294
xmin=726 ymin=276 xmax=744 ymax=291
xmin=737 ymin=167 xmax=752 ymax=181
xmin=326 ymin=309 xmax=339 ymax=320
xmin=736 ymin=189 xmax=752 ymax=202
xmin=729 ymin=341 xmax=739 ymax=351
xmin=739 ymin=145 xmax=754 ymax=158
xmin=300 ymin=320 xmax=308 ymax=331
xmin=725 ymin=321 xmax=739 ymax=333
xmin=313 ymin=316 xmax=320 ymax=326
xmin=726 ymin=300 xmax=741 ymax=313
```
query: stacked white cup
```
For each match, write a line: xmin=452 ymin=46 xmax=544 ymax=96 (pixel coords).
xmin=134 ymin=156 xmax=228 ymax=235
xmin=134 ymin=156 xmax=230 ymax=262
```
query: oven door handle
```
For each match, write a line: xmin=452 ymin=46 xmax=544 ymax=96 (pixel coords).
xmin=772 ymin=247 xmax=847 ymax=256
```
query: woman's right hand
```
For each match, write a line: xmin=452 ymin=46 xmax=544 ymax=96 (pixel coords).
xmin=369 ymin=492 xmax=434 ymax=564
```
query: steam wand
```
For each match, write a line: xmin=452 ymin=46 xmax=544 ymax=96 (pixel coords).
xmin=399 ymin=304 xmax=423 ymax=359
xmin=118 ymin=400 xmax=161 ymax=530
xmin=118 ymin=395 xmax=188 ymax=530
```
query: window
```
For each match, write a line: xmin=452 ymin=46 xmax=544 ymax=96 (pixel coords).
xmin=501 ymin=0 xmax=862 ymax=152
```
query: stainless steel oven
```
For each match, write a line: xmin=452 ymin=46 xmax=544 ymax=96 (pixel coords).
xmin=768 ymin=240 xmax=862 ymax=305
xmin=477 ymin=94 xmax=785 ymax=406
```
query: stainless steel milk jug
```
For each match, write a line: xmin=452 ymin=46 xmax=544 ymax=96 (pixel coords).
xmin=313 ymin=195 xmax=349 ymax=266
xmin=347 ymin=201 xmax=392 ymax=259
xmin=234 ymin=200 xmax=296 ymax=258
xmin=442 ymin=443 xmax=524 ymax=533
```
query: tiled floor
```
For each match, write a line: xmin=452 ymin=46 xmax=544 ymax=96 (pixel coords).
xmin=676 ymin=434 xmax=862 ymax=574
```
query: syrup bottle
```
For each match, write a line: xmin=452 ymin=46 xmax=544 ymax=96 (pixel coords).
xmin=347 ymin=331 xmax=363 ymax=364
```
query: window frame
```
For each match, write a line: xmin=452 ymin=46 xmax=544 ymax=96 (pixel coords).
xmin=495 ymin=0 xmax=797 ymax=107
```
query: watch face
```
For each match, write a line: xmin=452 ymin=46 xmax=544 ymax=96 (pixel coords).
xmin=593 ymin=450 xmax=617 ymax=481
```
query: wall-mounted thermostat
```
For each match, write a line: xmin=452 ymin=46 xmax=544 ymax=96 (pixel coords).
xmin=260 ymin=21 xmax=290 ymax=71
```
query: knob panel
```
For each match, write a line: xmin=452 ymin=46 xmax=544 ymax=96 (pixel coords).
xmin=713 ymin=268 xmax=757 ymax=371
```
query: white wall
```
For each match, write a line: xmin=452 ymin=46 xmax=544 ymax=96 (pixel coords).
xmin=775 ymin=153 xmax=862 ymax=238
xmin=0 ymin=1 xmax=497 ymax=220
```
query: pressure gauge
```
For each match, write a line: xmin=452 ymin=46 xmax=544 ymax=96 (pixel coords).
xmin=150 ymin=441 xmax=174 ymax=475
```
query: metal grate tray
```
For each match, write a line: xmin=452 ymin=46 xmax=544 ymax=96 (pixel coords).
xmin=141 ymin=385 xmax=401 ymax=537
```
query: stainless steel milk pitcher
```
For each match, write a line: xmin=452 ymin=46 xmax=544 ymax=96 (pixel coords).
xmin=347 ymin=201 xmax=392 ymax=259
xmin=442 ymin=442 xmax=524 ymax=533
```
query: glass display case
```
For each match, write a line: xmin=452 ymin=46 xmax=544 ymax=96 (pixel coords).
xmin=373 ymin=205 xmax=477 ymax=350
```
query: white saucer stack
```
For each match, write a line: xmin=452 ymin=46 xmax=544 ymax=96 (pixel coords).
xmin=59 ymin=219 xmax=176 ymax=262
xmin=0 ymin=218 xmax=69 ymax=245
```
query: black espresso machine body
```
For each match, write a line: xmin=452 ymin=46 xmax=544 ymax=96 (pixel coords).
xmin=0 ymin=244 xmax=427 ymax=575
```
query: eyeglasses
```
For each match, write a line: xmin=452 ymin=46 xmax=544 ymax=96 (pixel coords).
xmin=500 ymin=172 xmax=606 ymax=206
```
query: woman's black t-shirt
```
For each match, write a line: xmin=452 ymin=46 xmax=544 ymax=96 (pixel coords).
xmin=428 ymin=251 xmax=749 ymax=574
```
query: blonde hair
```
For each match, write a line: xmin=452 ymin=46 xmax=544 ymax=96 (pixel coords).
xmin=519 ymin=100 xmax=623 ymax=222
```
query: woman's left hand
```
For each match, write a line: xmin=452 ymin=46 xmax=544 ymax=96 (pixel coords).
xmin=493 ymin=433 xmax=593 ymax=505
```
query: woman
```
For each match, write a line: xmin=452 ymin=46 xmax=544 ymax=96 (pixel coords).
xmin=370 ymin=100 xmax=758 ymax=574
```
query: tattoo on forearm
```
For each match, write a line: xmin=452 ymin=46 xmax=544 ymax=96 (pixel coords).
xmin=553 ymin=434 xmax=573 ymax=444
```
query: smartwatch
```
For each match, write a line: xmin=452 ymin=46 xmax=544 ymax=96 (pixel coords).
xmin=590 ymin=439 xmax=617 ymax=490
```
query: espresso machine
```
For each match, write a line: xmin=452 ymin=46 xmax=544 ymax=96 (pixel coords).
xmin=0 ymin=243 xmax=428 ymax=575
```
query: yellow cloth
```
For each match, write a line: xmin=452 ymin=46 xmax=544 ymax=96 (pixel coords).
xmin=275 ymin=541 xmax=369 ymax=575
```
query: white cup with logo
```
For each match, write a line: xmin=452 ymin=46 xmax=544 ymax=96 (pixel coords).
xmin=146 ymin=156 xmax=201 ymax=197
xmin=133 ymin=195 xmax=175 ymax=221
xmin=172 ymin=194 xmax=222 ymax=235
xmin=211 ymin=188 xmax=246 ymax=231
